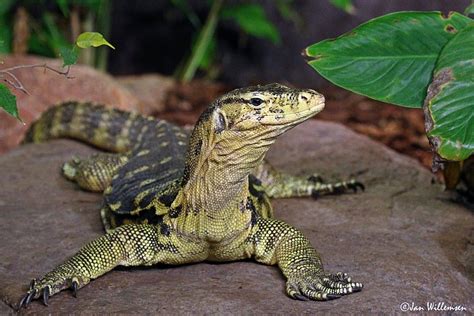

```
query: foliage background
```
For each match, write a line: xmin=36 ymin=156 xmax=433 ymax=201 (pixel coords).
xmin=107 ymin=0 xmax=470 ymax=87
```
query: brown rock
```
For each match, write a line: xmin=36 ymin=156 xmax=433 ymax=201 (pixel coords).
xmin=116 ymin=74 xmax=175 ymax=115
xmin=0 ymin=121 xmax=472 ymax=314
xmin=0 ymin=55 xmax=139 ymax=153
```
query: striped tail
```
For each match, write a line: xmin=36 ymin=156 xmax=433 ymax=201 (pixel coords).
xmin=23 ymin=102 xmax=156 ymax=153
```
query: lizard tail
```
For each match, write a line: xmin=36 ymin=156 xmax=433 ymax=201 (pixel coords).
xmin=23 ymin=101 xmax=151 ymax=153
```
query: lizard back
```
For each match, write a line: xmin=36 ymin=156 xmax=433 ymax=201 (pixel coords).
xmin=24 ymin=102 xmax=190 ymax=222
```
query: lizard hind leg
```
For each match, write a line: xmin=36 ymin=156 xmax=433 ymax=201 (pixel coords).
xmin=62 ymin=153 xmax=128 ymax=192
xmin=254 ymin=160 xmax=364 ymax=199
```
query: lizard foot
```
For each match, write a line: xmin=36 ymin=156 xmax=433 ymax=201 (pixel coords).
xmin=311 ymin=179 xmax=364 ymax=199
xmin=18 ymin=275 xmax=88 ymax=309
xmin=286 ymin=271 xmax=363 ymax=301
xmin=62 ymin=156 xmax=81 ymax=180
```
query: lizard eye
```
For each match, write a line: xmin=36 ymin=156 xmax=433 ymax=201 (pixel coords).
xmin=250 ymin=98 xmax=264 ymax=107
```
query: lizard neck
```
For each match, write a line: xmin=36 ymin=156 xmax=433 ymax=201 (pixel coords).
xmin=182 ymin=131 xmax=273 ymax=216
xmin=177 ymin=121 xmax=275 ymax=215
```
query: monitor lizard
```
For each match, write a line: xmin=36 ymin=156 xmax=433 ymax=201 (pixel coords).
xmin=19 ymin=83 xmax=363 ymax=308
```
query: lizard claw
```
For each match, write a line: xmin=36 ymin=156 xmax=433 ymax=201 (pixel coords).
xmin=71 ymin=279 xmax=78 ymax=298
xmin=310 ymin=179 xmax=365 ymax=198
xmin=350 ymin=181 xmax=365 ymax=193
xmin=292 ymin=293 xmax=309 ymax=301
xmin=18 ymin=293 xmax=29 ymax=309
xmin=18 ymin=287 xmax=37 ymax=309
xmin=18 ymin=275 xmax=88 ymax=309
xmin=29 ymin=278 xmax=36 ymax=290
xmin=42 ymin=286 xmax=50 ymax=306
xmin=286 ymin=270 xmax=363 ymax=301
xmin=335 ymin=180 xmax=365 ymax=194
xmin=326 ymin=294 xmax=342 ymax=300
xmin=311 ymin=190 xmax=320 ymax=199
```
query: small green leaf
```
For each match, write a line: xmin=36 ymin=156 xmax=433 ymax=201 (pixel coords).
xmin=464 ymin=3 xmax=474 ymax=16
xmin=330 ymin=0 xmax=355 ymax=14
xmin=0 ymin=83 xmax=20 ymax=120
xmin=76 ymin=32 xmax=115 ymax=49
xmin=59 ymin=46 xmax=78 ymax=66
xmin=222 ymin=4 xmax=281 ymax=44
xmin=424 ymin=23 xmax=474 ymax=162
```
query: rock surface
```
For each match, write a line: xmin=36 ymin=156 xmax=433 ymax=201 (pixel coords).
xmin=0 ymin=55 xmax=139 ymax=153
xmin=116 ymin=74 xmax=175 ymax=114
xmin=0 ymin=121 xmax=472 ymax=314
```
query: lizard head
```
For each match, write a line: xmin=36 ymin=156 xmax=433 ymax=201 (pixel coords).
xmin=209 ymin=83 xmax=325 ymax=136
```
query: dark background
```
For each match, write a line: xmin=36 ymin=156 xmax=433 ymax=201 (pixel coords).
xmin=108 ymin=0 xmax=470 ymax=87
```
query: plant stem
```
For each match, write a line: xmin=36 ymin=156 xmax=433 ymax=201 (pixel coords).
xmin=70 ymin=6 xmax=81 ymax=43
xmin=13 ymin=6 xmax=30 ymax=54
xmin=178 ymin=0 xmax=223 ymax=82
xmin=79 ymin=11 xmax=95 ymax=66
xmin=0 ymin=63 xmax=72 ymax=95
xmin=95 ymin=0 xmax=112 ymax=71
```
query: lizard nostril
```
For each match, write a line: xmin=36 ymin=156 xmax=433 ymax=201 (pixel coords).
xmin=300 ymin=95 xmax=308 ymax=101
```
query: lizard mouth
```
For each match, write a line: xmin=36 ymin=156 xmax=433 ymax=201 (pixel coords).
xmin=261 ymin=99 xmax=325 ymax=126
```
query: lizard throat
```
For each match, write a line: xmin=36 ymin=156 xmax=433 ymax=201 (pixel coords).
xmin=180 ymin=133 xmax=274 ymax=214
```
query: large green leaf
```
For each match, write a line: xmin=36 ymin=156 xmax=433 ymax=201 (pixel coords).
xmin=305 ymin=11 xmax=472 ymax=108
xmin=0 ymin=83 xmax=19 ymax=120
xmin=424 ymin=23 xmax=474 ymax=162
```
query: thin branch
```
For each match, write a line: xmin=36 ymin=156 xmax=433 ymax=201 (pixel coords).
xmin=0 ymin=63 xmax=74 ymax=94
xmin=0 ymin=63 xmax=73 ymax=77
xmin=1 ymin=71 xmax=29 ymax=94
xmin=2 ymin=77 xmax=20 ymax=90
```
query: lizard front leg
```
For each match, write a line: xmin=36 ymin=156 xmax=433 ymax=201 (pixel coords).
xmin=18 ymin=224 xmax=207 ymax=308
xmin=246 ymin=218 xmax=363 ymax=301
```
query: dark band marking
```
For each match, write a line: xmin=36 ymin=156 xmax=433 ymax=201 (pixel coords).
xmin=169 ymin=205 xmax=182 ymax=218
xmin=158 ymin=192 xmax=178 ymax=207
xmin=138 ymin=192 xmax=155 ymax=209
xmin=59 ymin=102 xmax=77 ymax=126
xmin=160 ymin=223 xmax=171 ymax=236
